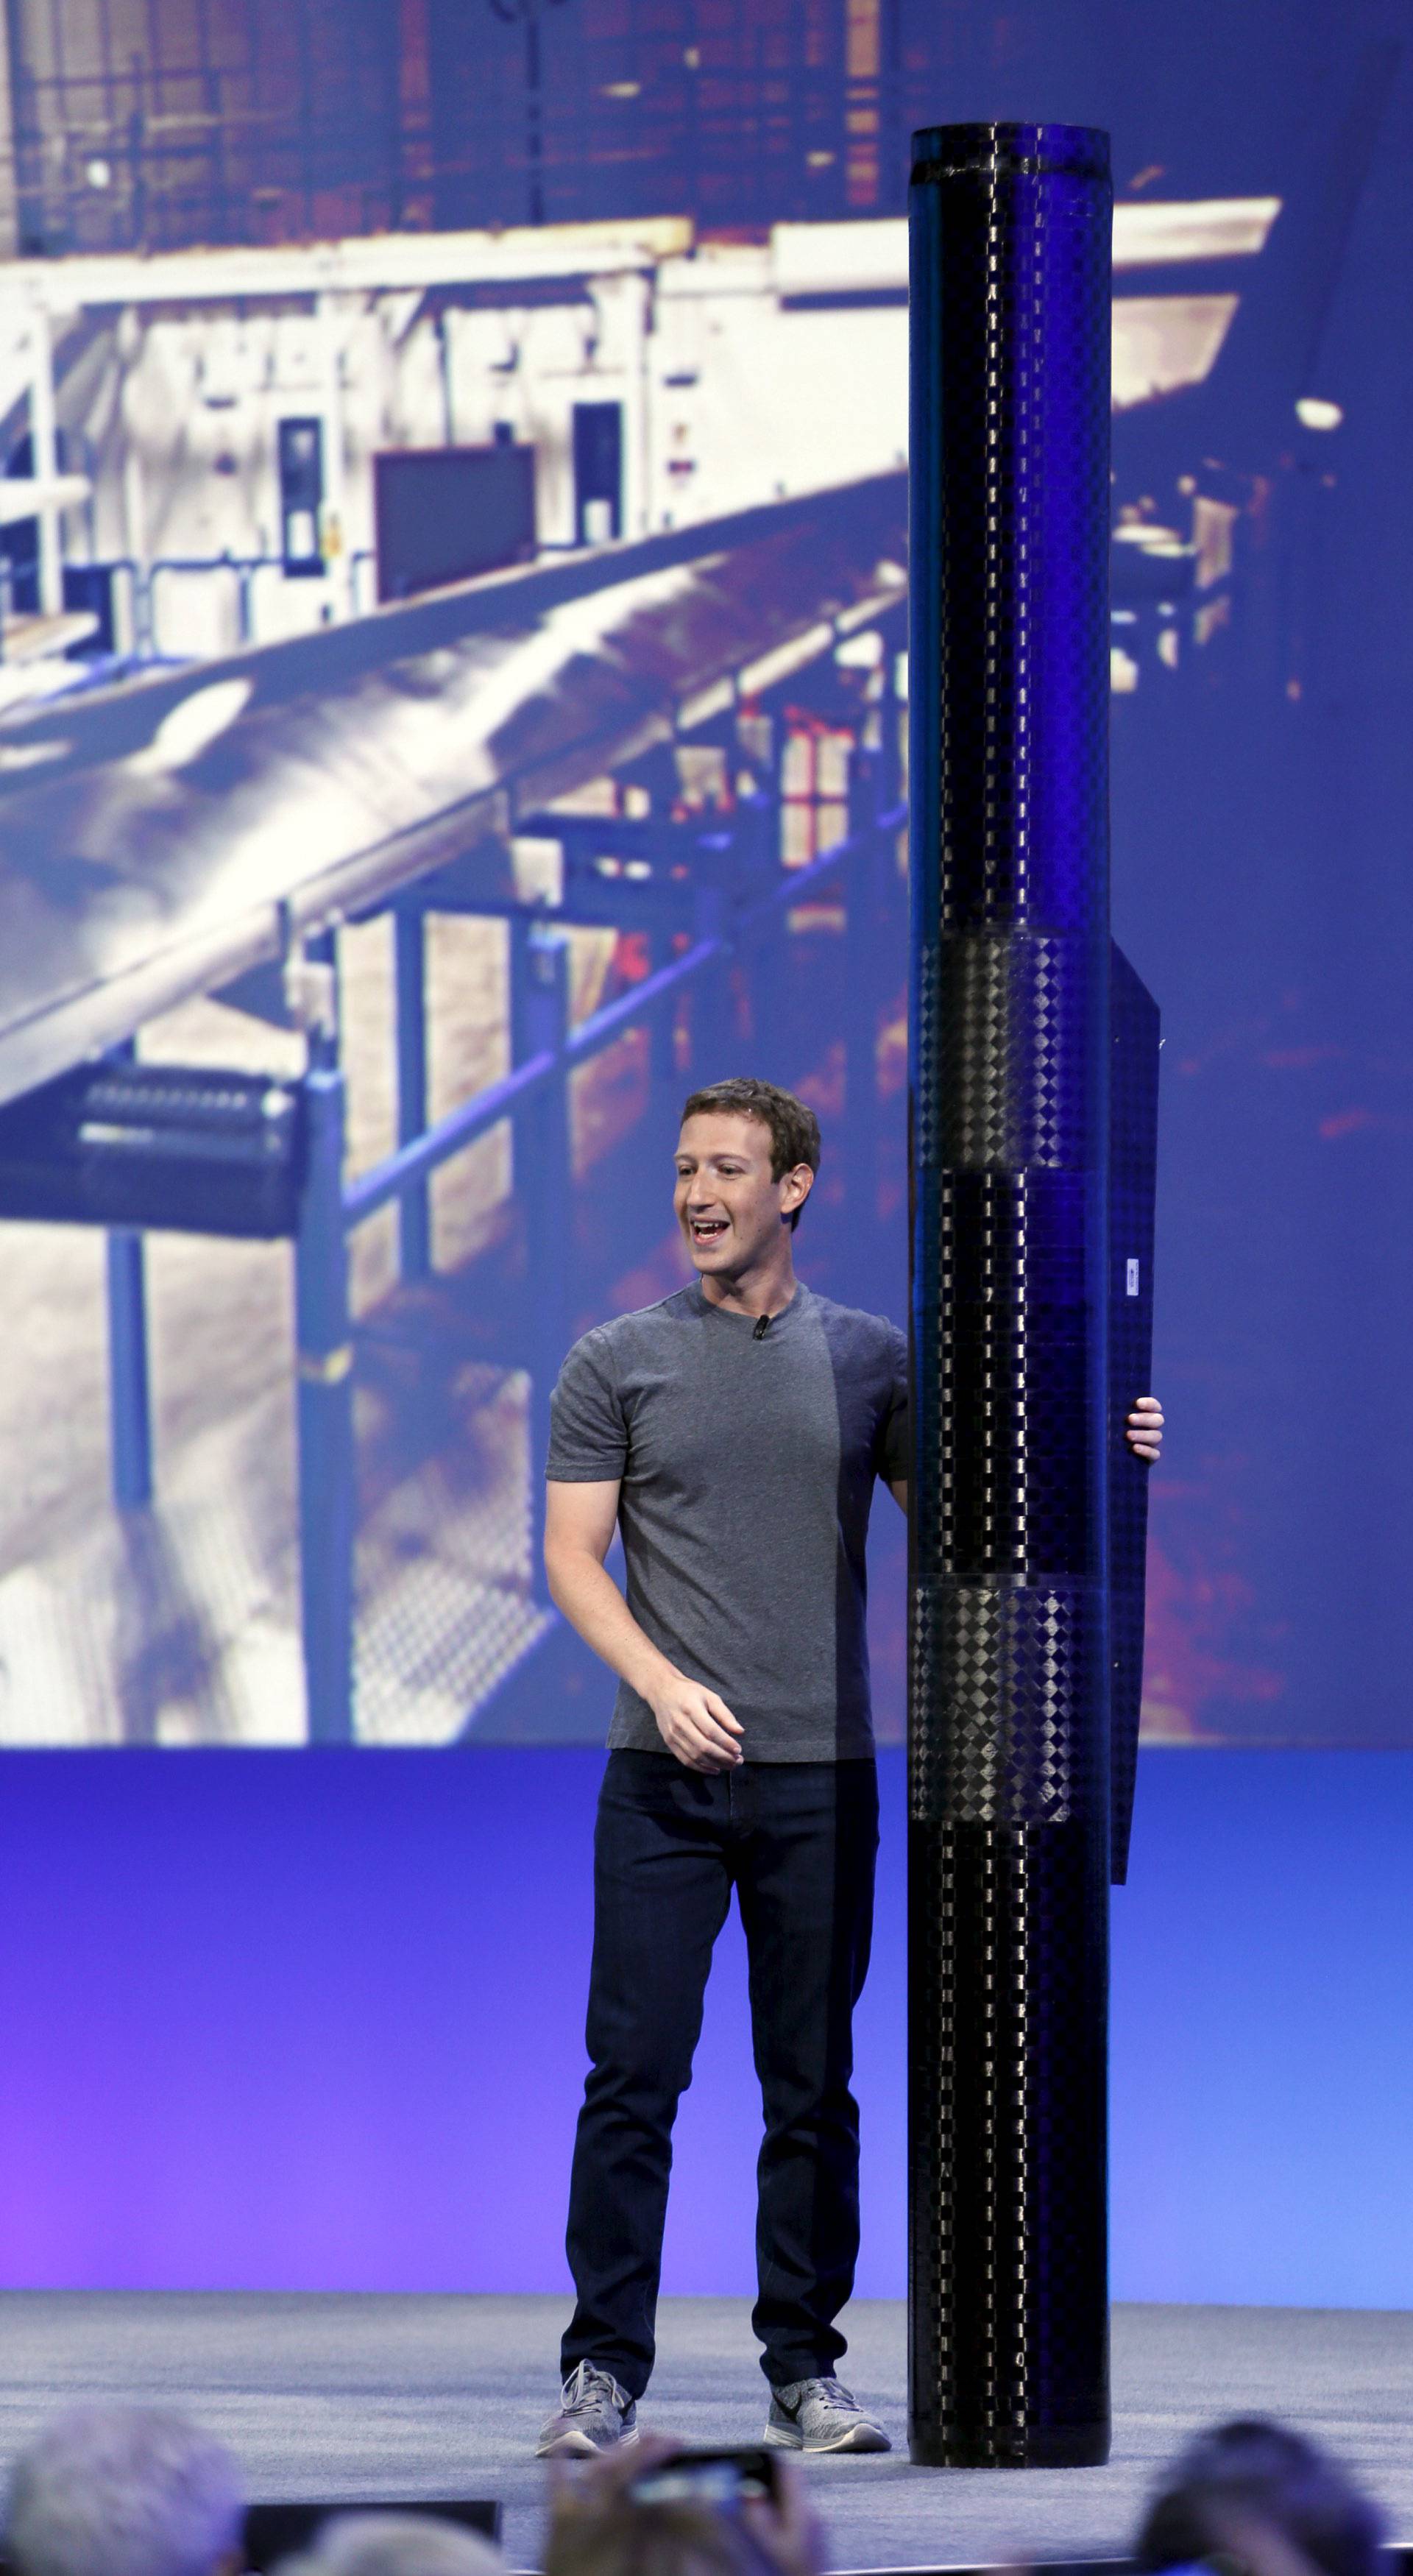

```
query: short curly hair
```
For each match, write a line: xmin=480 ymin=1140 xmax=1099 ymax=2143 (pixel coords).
xmin=679 ymin=1078 xmax=821 ymax=1230
xmin=4 ymin=2406 xmax=243 ymax=2576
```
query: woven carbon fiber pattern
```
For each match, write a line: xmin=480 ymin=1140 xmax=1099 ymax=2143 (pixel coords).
xmin=907 ymin=122 xmax=1114 ymax=2468
xmin=911 ymin=1576 xmax=1106 ymax=1825
xmin=935 ymin=933 xmax=1095 ymax=1168
xmin=1108 ymin=944 xmax=1160 ymax=1885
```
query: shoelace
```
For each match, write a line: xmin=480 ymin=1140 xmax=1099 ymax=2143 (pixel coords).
xmin=778 ymin=2375 xmax=856 ymax=2416
xmin=562 ymin=2362 xmax=622 ymax=2416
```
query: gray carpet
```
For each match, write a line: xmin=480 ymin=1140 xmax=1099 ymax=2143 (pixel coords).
xmin=1 ymin=2294 xmax=1410 ymax=2573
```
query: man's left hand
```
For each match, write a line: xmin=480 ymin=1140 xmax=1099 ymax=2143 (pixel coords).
xmin=1126 ymin=1395 xmax=1164 ymax=1463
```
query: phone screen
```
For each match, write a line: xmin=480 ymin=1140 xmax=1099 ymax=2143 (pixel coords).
xmin=628 ymin=2449 xmax=779 ymax=2510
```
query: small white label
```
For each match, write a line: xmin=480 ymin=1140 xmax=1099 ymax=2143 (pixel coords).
xmin=1125 ymin=1259 xmax=1141 ymax=1298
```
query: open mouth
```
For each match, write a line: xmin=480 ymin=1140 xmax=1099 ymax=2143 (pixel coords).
xmin=689 ymin=1218 xmax=729 ymax=1245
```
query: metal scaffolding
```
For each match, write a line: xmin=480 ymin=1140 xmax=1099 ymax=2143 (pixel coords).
xmin=0 ymin=471 xmax=908 ymax=1744
xmin=0 ymin=0 xmax=905 ymax=256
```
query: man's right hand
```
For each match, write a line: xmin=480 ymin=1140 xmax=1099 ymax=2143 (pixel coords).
xmin=544 ymin=1483 xmax=744 ymax=1772
xmin=649 ymin=1672 xmax=744 ymax=1772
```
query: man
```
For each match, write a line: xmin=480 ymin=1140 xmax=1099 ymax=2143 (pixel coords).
xmin=537 ymin=1078 xmax=1163 ymax=2459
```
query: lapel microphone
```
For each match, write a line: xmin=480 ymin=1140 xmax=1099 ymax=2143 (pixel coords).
xmin=753 ymin=1314 xmax=771 ymax=1340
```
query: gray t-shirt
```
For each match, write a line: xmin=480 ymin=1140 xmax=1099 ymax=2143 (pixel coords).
xmin=545 ymin=1280 xmax=908 ymax=1761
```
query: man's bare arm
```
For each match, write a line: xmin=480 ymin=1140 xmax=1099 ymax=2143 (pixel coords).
xmin=544 ymin=1479 xmax=743 ymax=1772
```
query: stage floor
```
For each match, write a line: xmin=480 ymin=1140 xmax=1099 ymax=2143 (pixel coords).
xmin=1 ymin=2295 xmax=1409 ymax=2572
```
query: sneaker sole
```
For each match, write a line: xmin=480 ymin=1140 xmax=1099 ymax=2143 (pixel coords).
xmin=764 ymin=2421 xmax=890 ymax=2455
xmin=536 ymin=2424 xmax=640 ymax=2460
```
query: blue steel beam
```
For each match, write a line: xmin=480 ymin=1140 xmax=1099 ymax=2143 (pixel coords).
xmin=294 ymin=1066 xmax=357 ymax=1744
xmin=105 ymin=1229 xmax=154 ymax=1510
xmin=342 ymin=1050 xmax=559 ymax=1233
xmin=393 ymin=907 xmax=432 ymax=1281
xmin=341 ymin=934 xmax=727 ymax=1234
xmin=339 ymin=799 xmax=908 ymax=1248
xmin=101 ymin=1033 xmax=155 ymax=1510
xmin=511 ymin=926 xmax=573 ymax=1606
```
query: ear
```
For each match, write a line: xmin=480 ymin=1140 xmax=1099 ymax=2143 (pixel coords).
xmin=779 ymin=1163 xmax=814 ymax=1217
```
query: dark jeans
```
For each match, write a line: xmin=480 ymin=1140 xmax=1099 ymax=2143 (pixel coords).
xmin=561 ymin=1749 xmax=879 ymax=2398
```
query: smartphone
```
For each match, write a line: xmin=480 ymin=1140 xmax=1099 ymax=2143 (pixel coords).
xmin=627 ymin=2449 xmax=781 ymax=2511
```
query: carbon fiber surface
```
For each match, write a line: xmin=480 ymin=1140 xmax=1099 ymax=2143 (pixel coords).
xmin=1108 ymin=946 xmax=1161 ymax=1884
xmin=907 ymin=122 xmax=1115 ymax=2466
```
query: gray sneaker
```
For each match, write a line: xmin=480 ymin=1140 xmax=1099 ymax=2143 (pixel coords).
xmin=765 ymin=2375 xmax=890 ymax=2454
xmin=536 ymin=2360 xmax=639 ymax=2458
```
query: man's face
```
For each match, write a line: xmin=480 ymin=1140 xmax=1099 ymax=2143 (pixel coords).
xmin=673 ymin=1111 xmax=812 ymax=1278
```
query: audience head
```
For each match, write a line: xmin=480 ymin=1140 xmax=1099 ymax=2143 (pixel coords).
xmin=278 ymin=2514 xmax=503 ymax=2576
xmin=4 ymin=2406 xmax=243 ymax=2576
xmin=1136 ymin=2418 xmax=1385 ymax=2576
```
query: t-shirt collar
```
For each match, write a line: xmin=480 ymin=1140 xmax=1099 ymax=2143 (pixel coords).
xmin=689 ymin=1279 xmax=810 ymax=1332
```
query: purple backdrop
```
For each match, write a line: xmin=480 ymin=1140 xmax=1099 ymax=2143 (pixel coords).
xmin=1 ymin=1744 xmax=1411 ymax=2307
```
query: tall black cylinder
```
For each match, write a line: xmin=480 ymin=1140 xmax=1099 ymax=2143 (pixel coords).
xmin=907 ymin=123 xmax=1114 ymax=2469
